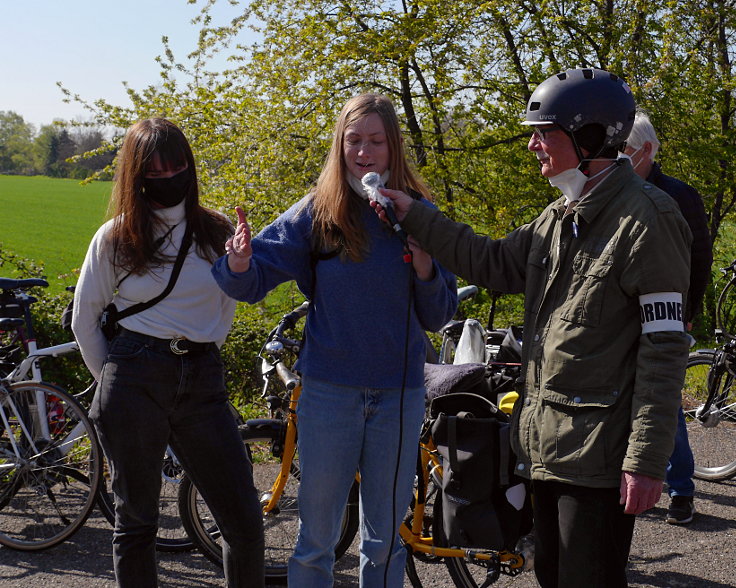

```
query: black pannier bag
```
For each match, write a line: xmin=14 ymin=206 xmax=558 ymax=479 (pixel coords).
xmin=429 ymin=391 xmax=531 ymax=550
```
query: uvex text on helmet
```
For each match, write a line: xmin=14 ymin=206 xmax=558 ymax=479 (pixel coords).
xmin=522 ymin=68 xmax=636 ymax=148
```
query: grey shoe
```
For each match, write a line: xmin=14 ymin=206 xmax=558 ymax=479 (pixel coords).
xmin=666 ymin=496 xmax=695 ymax=525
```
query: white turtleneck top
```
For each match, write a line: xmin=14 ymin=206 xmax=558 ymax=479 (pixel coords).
xmin=72 ymin=201 xmax=236 ymax=380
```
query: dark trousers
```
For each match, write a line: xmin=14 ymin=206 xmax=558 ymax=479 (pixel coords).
xmin=532 ymin=480 xmax=636 ymax=588
xmin=90 ymin=330 xmax=265 ymax=588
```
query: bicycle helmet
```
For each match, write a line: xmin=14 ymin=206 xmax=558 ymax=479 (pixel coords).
xmin=522 ymin=68 xmax=636 ymax=149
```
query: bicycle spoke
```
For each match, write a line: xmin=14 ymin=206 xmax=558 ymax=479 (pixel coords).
xmin=0 ymin=382 xmax=101 ymax=550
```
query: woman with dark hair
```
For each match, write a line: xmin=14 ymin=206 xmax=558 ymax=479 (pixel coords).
xmin=72 ymin=118 xmax=264 ymax=588
xmin=212 ymin=94 xmax=457 ymax=587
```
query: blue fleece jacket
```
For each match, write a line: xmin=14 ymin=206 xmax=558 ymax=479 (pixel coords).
xmin=212 ymin=196 xmax=457 ymax=389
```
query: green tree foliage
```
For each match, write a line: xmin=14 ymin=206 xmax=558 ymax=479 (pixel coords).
xmin=63 ymin=1 xmax=734 ymax=236
xmin=59 ymin=0 xmax=736 ymax=348
xmin=0 ymin=111 xmax=114 ymax=179
xmin=0 ymin=111 xmax=35 ymax=174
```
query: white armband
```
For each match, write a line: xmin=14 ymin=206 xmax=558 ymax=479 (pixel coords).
xmin=639 ymin=292 xmax=684 ymax=333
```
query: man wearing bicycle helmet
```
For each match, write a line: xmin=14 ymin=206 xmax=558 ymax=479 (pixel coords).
xmin=373 ymin=68 xmax=692 ymax=587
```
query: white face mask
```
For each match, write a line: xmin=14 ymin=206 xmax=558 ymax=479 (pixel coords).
xmin=548 ymin=167 xmax=589 ymax=202
xmin=549 ymin=162 xmax=618 ymax=202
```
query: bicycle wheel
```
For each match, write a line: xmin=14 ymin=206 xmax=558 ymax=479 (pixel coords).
xmin=178 ymin=423 xmax=360 ymax=579
xmin=717 ymin=277 xmax=736 ymax=341
xmin=681 ymin=352 xmax=736 ymax=480
xmin=0 ymin=381 xmax=102 ymax=550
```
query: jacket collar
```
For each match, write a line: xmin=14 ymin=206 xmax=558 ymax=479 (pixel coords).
xmin=646 ymin=160 xmax=663 ymax=185
xmin=557 ymin=158 xmax=638 ymax=226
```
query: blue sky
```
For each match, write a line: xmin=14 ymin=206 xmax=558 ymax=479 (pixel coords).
xmin=1 ymin=0 xmax=252 ymax=129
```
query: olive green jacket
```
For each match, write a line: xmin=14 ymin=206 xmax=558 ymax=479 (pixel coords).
xmin=404 ymin=160 xmax=692 ymax=487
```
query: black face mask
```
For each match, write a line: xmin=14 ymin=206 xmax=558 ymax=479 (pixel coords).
xmin=143 ymin=168 xmax=192 ymax=208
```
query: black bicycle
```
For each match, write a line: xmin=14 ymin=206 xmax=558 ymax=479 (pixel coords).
xmin=681 ymin=259 xmax=736 ymax=481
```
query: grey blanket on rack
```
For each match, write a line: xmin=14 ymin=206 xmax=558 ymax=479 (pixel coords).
xmin=423 ymin=362 xmax=489 ymax=404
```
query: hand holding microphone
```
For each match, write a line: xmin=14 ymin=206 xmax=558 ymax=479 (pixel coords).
xmin=361 ymin=172 xmax=409 ymax=246
xmin=362 ymin=173 xmax=434 ymax=278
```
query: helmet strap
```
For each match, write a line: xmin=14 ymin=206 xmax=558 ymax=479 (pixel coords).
xmin=568 ymin=130 xmax=612 ymax=175
xmin=567 ymin=132 xmax=591 ymax=175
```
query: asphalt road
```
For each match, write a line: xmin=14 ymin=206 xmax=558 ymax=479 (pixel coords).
xmin=1 ymin=477 xmax=735 ymax=587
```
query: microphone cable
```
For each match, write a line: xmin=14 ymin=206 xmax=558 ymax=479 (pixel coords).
xmin=383 ymin=244 xmax=415 ymax=588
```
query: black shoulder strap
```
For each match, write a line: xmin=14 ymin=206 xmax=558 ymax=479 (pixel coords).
xmin=116 ymin=224 xmax=193 ymax=321
xmin=114 ymin=222 xmax=180 ymax=289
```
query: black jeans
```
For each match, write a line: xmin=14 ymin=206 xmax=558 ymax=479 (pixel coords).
xmin=532 ymin=480 xmax=636 ymax=588
xmin=90 ymin=330 xmax=265 ymax=588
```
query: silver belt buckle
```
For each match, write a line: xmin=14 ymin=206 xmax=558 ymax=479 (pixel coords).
xmin=170 ymin=337 xmax=188 ymax=355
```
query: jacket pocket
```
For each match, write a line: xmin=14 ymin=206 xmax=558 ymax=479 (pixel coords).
xmin=537 ymin=386 xmax=625 ymax=477
xmin=560 ymin=252 xmax=613 ymax=327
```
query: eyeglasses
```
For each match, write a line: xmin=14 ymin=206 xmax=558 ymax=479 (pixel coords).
xmin=531 ymin=126 xmax=558 ymax=142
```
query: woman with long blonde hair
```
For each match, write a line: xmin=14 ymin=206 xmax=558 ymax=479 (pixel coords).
xmin=213 ymin=94 xmax=457 ymax=586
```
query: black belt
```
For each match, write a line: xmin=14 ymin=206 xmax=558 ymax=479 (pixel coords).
xmin=117 ymin=327 xmax=214 ymax=356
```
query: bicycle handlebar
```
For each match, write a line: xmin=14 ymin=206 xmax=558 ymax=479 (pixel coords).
xmin=275 ymin=361 xmax=300 ymax=391
xmin=456 ymin=285 xmax=478 ymax=303
xmin=0 ymin=278 xmax=49 ymax=291
xmin=277 ymin=301 xmax=310 ymax=334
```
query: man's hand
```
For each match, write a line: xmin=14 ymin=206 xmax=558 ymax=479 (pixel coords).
xmin=369 ymin=187 xmax=415 ymax=222
xmin=620 ymin=471 xmax=663 ymax=515
xmin=226 ymin=206 xmax=252 ymax=273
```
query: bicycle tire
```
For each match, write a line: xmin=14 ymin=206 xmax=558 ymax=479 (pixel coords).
xmin=717 ymin=277 xmax=736 ymax=341
xmin=0 ymin=381 xmax=102 ymax=550
xmin=178 ymin=423 xmax=360 ymax=579
xmin=682 ymin=352 xmax=736 ymax=481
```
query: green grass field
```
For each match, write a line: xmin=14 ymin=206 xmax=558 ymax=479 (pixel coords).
xmin=0 ymin=175 xmax=111 ymax=291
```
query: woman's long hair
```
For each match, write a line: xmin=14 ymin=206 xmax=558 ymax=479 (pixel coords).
xmin=310 ymin=94 xmax=430 ymax=262
xmin=107 ymin=118 xmax=232 ymax=274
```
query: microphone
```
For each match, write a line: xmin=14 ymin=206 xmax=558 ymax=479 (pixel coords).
xmin=361 ymin=172 xmax=409 ymax=246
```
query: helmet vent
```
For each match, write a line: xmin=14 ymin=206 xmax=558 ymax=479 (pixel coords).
xmin=583 ymin=69 xmax=594 ymax=79
xmin=556 ymin=73 xmax=567 ymax=80
xmin=529 ymin=102 xmax=541 ymax=112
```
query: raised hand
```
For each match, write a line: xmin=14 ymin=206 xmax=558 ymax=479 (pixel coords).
xmin=226 ymin=206 xmax=252 ymax=273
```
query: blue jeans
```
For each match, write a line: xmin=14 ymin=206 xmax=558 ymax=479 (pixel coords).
xmin=288 ymin=376 xmax=425 ymax=587
xmin=90 ymin=330 xmax=265 ymax=588
xmin=666 ymin=406 xmax=695 ymax=497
